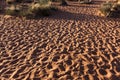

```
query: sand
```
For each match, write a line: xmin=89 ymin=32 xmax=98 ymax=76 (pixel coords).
xmin=0 ymin=1 xmax=120 ymax=80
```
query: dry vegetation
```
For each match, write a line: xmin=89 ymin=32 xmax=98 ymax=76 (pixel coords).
xmin=3 ymin=0 xmax=58 ymax=18
xmin=99 ymin=0 xmax=120 ymax=17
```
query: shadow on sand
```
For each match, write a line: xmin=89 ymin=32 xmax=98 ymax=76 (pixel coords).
xmin=1 ymin=6 xmax=120 ymax=22
xmin=48 ymin=9 xmax=120 ymax=22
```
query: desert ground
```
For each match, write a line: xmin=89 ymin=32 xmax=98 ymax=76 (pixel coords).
xmin=0 ymin=1 xmax=120 ymax=80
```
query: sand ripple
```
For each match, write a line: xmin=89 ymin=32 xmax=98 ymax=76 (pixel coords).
xmin=0 ymin=1 xmax=120 ymax=80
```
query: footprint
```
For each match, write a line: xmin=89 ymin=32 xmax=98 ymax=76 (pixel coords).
xmin=46 ymin=63 xmax=52 ymax=69
xmin=65 ymin=59 xmax=72 ymax=65
xmin=110 ymin=75 xmax=120 ymax=80
xmin=59 ymin=64 xmax=65 ymax=71
xmin=41 ymin=57 xmax=48 ymax=62
xmin=52 ymin=55 xmax=60 ymax=62
xmin=98 ymin=68 xmax=107 ymax=76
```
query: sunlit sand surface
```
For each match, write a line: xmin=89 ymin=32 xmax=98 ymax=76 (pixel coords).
xmin=0 ymin=1 xmax=120 ymax=80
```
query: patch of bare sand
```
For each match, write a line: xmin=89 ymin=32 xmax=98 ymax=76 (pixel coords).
xmin=0 ymin=1 xmax=120 ymax=80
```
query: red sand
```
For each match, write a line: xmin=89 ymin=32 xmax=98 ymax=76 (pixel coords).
xmin=0 ymin=1 xmax=120 ymax=80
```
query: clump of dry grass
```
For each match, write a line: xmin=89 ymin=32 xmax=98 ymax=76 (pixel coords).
xmin=30 ymin=1 xmax=52 ymax=17
xmin=6 ymin=0 xmax=15 ymax=4
xmin=5 ymin=0 xmax=58 ymax=18
xmin=99 ymin=2 xmax=113 ymax=17
xmin=60 ymin=0 xmax=68 ymax=6
xmin=78 ymin=0 xmax=92 ymax=4
xmin=99 ymin=1 xmax=120 ymax=17
xmin=5 ymin=5 xmax=21 ymax=16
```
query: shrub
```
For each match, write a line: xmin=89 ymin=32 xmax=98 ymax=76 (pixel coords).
xmin=5 ymin=0 xmax=57 ymax=18
xmin=111 ymin=3 xmax=120 ymax=17
xmin=60 ymin=0 xmax=68 ymax=6
xmin=19 ymin=5 xmax=32 ymax=17
xmin=6 ymin=0 xmax=15 ymax=4
xmin=30 ymin=2 xmax=52 ymax=17
xmin=78 ymin=0 xmax=92 ymax=4
xmin=5 ymin=4 xmax=32 ymax=18
xmin=50 ymin=6 xmax=58 ymax=11
xmin=5 ymin=5 xmax=20 ymax=16
xmin=28 ymin=0 xmax=58 ymax=17
xmin=99 ymin=2 xmax=113 ymax=17
xmin=99 ymin=1 xmax=120 ymax=17
xmin=112 ymin=4 xmax=120 ymax=11
xmin=34 ymin=0 xmax=50 ymax=5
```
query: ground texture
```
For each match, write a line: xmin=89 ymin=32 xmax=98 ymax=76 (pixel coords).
xmin=0 ymin=1 xmax=120 ymax=80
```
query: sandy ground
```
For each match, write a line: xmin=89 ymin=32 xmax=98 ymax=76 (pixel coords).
xmin=0 ymin=1 xmax=120 ymax=80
